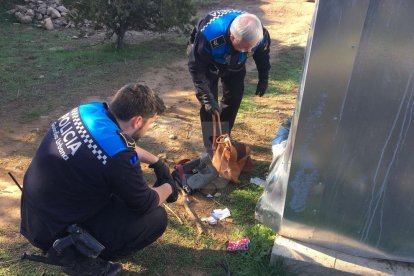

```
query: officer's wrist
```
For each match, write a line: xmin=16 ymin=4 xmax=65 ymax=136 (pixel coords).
xmin=163 ymin=183 xmax=173 ymax=194
xmin=149 ymin=159 xmax=161 ymax=169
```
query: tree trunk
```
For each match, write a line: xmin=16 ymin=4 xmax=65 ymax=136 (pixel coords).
xmin=115 ymin=23 xmax=128 ymax=50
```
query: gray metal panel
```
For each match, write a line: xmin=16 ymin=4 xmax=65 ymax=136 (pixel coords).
xmin=279 ymin=0 xmax=414 ymax=262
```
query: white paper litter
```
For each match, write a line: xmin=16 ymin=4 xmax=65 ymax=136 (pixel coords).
xmin=212 ymin=208 xmax=231 ymax=220
xmin=250 ymin=177 xmax=266 ymax=186
xmin=201 ymin=216 xmax=218 ymax=225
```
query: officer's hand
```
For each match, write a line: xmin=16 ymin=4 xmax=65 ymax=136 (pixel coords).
xmin=149 ymin=159 xmax=172 ymax=181
xmin=204 ymin=100 xmax=219 ymax=115
xmin=255 ymin=79 xmax=268 ymax=97
xmin=153 ymin=178 xmax=178 ymax=203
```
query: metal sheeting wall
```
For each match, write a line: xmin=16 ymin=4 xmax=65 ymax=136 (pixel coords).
xmin=258 ymin=0 xmax=414 ymax=262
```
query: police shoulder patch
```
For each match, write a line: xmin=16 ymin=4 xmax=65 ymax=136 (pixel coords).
xmin=210 ymin=35 xmax=226 ymax=48
xmin=119 ymin=132 xmax=136 ymax=148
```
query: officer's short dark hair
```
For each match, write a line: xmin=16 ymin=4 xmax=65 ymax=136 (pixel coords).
xmin=109 ymin=83 xmax=166 ymax=121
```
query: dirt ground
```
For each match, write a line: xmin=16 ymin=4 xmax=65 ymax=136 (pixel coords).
xmin=0 ymin=0 xmax=315 ymax=266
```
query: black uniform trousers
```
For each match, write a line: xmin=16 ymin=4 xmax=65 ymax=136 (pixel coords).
xmin=81 ymin=195 xmax=168 ymax=260
xmin=200 ymin=66 xmax=246 ymax=152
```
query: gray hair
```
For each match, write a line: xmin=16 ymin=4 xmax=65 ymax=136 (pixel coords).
xmin=229 ymin=13 xmax=263 ymax=45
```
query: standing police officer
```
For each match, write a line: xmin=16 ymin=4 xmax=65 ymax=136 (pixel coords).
xmin=20 ymin=83 xmax=178 ymax=274
xmin=188 ymin=9 xmax=271 ymax=153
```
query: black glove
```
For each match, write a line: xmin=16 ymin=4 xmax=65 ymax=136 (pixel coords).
xmin=196 ymin=92 xmax=219 ymax=115
xmin=204 ymin=100 xmax=219 ymax=115
xmin=150 ymin=160 xmax=178 ymax=203
xmin=153 ymin=177 xmax=179 ymax=203
xmin=149 ymin=159 xmax=172 ymax=181
xmin=255 ymin=79 xmax=268 ymax=97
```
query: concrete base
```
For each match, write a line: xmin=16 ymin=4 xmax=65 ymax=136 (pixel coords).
xmin=271 ymin=236 xmax=414 ymax=275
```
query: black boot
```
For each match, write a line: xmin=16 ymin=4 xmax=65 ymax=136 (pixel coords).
xmin=61 ymin=256 xmax=122 ymax=276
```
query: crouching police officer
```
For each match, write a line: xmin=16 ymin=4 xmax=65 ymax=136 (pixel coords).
xmin=20 ymin=83 xmax=178 ymax=275
xmin=188 ymin=9 xmax=271 ymax=154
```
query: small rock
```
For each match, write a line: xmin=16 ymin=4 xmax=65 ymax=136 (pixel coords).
xmin=15 ymin=5 xmax=27 ymax=12
xmin=56 ymin=5 xmax=68 ymax=13
xmin=169 ymin=134 xmax=177 ymax=140
xmin=6 ymin=9 xmax=16 ymax=15
xmin=15 ymin=12 xmax=33 ymax=24
xmin=38 ymin=7 xmax=47 ymax=15
xmin=43 ymin=17 xmax=54 ymax=30
xmin=47 ymin=6 xmax=61 ymax=19
xmin=26 ymin=8 xmax=35 ymax=17
xmin=39 ymin=75 xmax=45 ymax=78
xmin=54 ymin=17 xmax=67 ymax=26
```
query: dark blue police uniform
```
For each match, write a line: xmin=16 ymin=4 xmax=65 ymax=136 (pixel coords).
xmin=21 ymin=102 xmax=167 ymax=258
xmin=188 ymin=9 xmax=271 ymax=149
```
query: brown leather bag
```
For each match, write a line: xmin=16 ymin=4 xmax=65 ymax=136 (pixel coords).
xmin=211 ymin=112 xmax=252 ymax=184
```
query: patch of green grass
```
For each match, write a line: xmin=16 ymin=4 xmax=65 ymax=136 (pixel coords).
xmin=0 ymin=0 xmax=17 ymax=18
xmin=268 ymin=46 xmax=304 ymax=95
xmin=238 ymin=46 xmax=304 ymax=118
xmin=238 ymin=83 xmax=259 ymax=113
xmin=226 ymin=225 xmax=292 ymax=276
xmin=0 ymin=23 xmax=185 ymax=122
xmin=0 ymin=246 xmax=62 ymax=275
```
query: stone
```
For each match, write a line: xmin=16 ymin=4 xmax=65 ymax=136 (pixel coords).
xmin=15 ymin=12 xmax=33 ymax=24
xmin=54 ymin=17 xmax=67 ymax=26
xmin=26 ymin=9 xmax=35 ymax=17
xmin=38 ymin=7 xmax=47 ymax=15
xmin=56 ymin=5 xmax=68 ymax=13
xmin=47 ymin=7 xmax=61 ymax=19
xmin=43 ymin=17 xmax=54 ymax=30
xmin=36 ymin=13 xmax=43 ymax=20
xmin=15 ymin=5 xmax=27 ymax=12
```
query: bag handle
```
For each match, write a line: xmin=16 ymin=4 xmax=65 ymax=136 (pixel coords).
xmin=212 ymin=111 xmax=222 ymax=150
xmin=212 ymin=111 xmax=233 ymax=176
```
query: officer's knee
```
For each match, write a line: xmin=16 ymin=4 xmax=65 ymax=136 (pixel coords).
xmin=154 ymin=207 xmax=168 ymax=234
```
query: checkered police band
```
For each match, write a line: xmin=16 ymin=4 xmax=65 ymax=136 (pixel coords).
xmin=200 ymin=9 xmax=244 ymax=33
xmin=71 ymin=108 xmax=109 ymax=165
